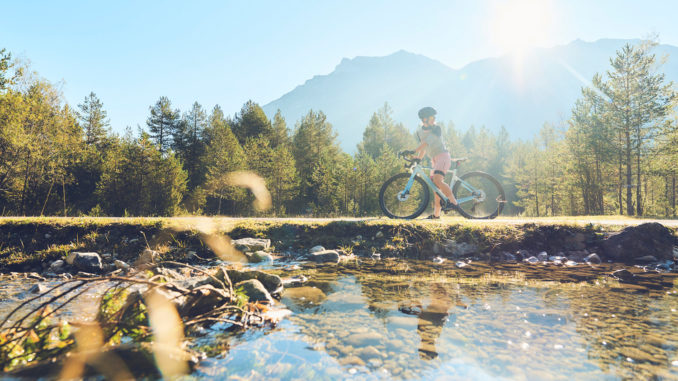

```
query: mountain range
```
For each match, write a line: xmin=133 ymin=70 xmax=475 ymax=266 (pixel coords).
xmin=262 ymin=39 xmax=678 ymax=152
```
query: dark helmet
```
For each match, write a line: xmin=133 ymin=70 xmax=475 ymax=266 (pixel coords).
xmin=418 ymin=107 xmax=437 ymax=120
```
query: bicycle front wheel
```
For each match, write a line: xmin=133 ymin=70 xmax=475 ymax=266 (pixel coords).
xmin=452 ymin=171 xmax=505 ymax=219
xmin=379 ymin=173 xmax=430 ymax=219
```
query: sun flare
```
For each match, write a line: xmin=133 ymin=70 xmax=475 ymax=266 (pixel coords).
xmin=491 ymin=0 xmax=554 ymax=55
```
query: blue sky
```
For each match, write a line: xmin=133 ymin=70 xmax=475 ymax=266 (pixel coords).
xmin=2 ymin=0 xmax=677 ymax=133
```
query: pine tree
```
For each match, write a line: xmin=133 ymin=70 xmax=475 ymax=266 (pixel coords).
xmin=146 ymin=96 xmax=180 ymax=154
xmin=231 ymin=100 xmax=274 ymax=145
xmin=175 ymin=101 xmax=207 ymax=190
xmin=271 ymin=109 xmax=291 ymax=148
xmin=77 ymin=92 xmax=110 ymax=147
xmin=202 ymin=115 xmax=246 ymax=215
xmin=292 ymin=110 xmax=341 ymax=212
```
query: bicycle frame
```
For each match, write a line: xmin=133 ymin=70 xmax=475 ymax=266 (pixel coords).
xmin=402 ymin=163 xmax=478 ymax=206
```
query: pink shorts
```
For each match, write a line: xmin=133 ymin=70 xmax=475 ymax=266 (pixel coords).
xmin=430 ymin=152 xmax=451 ymax=177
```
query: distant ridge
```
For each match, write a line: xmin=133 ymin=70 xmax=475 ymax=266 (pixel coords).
xmin=263 ymin=39 xmax=678 ymax=152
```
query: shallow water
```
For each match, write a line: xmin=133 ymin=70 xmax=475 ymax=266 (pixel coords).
xmin=196 ymin=260 xmax=678 ymax=380
xmin=2 ymin=260 xmax=677 ymax=380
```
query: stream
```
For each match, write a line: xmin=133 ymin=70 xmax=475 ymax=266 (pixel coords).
xmin=2 ymin=259 xmax=678 ymax=380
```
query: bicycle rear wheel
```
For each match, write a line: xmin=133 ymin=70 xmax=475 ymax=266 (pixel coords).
xmin=379 ymin=173 xmax=430 ymax=219
xmin=452 ymin=171 xmax=505 ymax=219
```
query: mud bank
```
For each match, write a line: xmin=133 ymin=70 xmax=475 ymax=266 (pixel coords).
xmin=1 ymin=218 xmax=676 ymax=272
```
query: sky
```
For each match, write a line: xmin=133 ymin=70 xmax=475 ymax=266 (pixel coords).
xmin=2 ymin=0 xmax=678 ymax=133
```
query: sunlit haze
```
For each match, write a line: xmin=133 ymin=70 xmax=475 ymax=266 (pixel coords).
xmin=1 ymin=0 xmax=677 ymax=132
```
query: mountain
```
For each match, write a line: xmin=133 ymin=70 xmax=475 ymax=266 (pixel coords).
xmin=262 ymin=39 xmax=678 ymax=152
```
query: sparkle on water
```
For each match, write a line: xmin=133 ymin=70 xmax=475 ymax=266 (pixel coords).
xmin=2 ymin=259 xmax=677 ymax=380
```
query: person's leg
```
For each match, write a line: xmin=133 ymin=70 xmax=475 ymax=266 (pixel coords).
xmin=432 ymin=187 xmax=442 ymax=217
xmin=433 ymin=174 xmax=455 ymax=204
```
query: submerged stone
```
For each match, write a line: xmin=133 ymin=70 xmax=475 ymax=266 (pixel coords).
xmin=236 ymin=279 xmax=273 ymax=303
xmin=309 ymin=250 xmax=340 ymax=264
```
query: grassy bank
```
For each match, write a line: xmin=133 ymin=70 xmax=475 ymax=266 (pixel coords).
xmin=3 ymin=216 xmax=672 ymax=272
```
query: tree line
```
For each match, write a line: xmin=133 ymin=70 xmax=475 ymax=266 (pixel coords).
xmin=0 ymin=41 xmax=676 ymax=217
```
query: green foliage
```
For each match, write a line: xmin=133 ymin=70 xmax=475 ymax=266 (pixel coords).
xmin=97 ymin=288 xmax=150 ymax=345
xmin=146 ymin=96 xmax=180 ymax=154
xmin=0 ymin=307 xmax=74 ymax=372
xmin=0 ymin=43 xmax=676 ymax=217
xmin=77 ymin=92 xmax=110 ymax=147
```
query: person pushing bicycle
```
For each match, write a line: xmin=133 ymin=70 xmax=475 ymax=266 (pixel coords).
xmin=412 ymin=107 xmax=460 ymax=219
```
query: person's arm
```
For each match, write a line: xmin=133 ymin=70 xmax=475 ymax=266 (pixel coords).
xmin=414 ymin=142 xmax=427 ymax=159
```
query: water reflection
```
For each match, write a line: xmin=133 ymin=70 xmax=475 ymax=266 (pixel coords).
xmin=200 ymin=261 xmax=677 ymax=380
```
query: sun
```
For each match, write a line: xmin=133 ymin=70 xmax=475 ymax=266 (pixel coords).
xmin=491 ymin=0 xmax=554 ymax=55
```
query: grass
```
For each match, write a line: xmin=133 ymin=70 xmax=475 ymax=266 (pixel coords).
xmin=0 ymin=216 xmax=675 ymax=271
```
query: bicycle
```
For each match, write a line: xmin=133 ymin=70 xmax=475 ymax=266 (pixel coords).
xmin=379 ymin=151 xmax=506 ymax=219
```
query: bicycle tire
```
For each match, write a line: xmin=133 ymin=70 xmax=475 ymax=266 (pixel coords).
xmin=452 ymin=171 xmax=505 ymax=219
xmin=379 ymin=173 xmax=430 ymax=219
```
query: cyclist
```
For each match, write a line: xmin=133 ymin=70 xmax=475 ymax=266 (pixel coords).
xmin=413 ymin=107 xmax=459 ymax=219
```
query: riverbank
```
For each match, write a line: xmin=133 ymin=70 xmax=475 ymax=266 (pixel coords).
xmin=1 ymin=217 xmax=676 ymax=272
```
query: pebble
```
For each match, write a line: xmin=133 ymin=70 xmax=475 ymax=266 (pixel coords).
xmin=584 ymin=253 xmax=601 ymax=264
xmin=433 ymin=257 xmax=446 ymax=264
xmin=537 ymin=251 xmax=548 ymax=261
xmin=309 ymin=245 xmax=325 ymax=254
xmin=29 ymin=283 xmax=47 ymax=294
xmin=455 ymin=261 xmax=467 ymax=268
xmin=524 ymin=256 xmax=539 ymax=264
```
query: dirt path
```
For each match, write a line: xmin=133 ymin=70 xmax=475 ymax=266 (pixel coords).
xmin=2 ymin=216 xmax=676 ymax=227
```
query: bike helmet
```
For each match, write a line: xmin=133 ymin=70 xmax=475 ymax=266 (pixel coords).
xmin=418 ymin=107 xmax=437 ymax=120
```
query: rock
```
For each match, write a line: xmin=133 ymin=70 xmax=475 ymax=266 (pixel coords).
xmin=308 ymin=250 xmax=340 ymax=264
xmin=282 ymin=275 xmax=308 ymax=287
xmin=176 ymin=286 xmax=230 ymax=317
xmin=102 ymin=263 xmax=116 ymax=273
xmin=101 ymin=253 xmax=112 ymax=261
xmin=246 ymin=251 xmax=273 ymax=263
xmin=186 ymin=251 xmax=200 ymax=262
xmin=440 ymin=240 xmax=477 ymax=257
xmin=673 ymin=247 xmax=678 ymax=260
xmin=610 ymin=269 xmax=635 ymax=282
xmin=515 ymin=250 xmax=530 ymax=261
xmin=345 ymin=332 xmax=383 ymax=347
xmin=44 ymin=233 xmax=51 ymax=239
xmin=309 ymin=245 xmax=326 ymax=254
xmin=114 ymin=260 xmax=130 ymax=270
xmin=282 ymin=286 xmax=327 ymax=308
xmin=564 ymin=260 xmax=578 ymax=266
xmin=226 ymin=269 xmax=283 ymax=295
xmin=455 ymin=261 xmax=467 ymax=268
xmin=584 ymin=253 xmax=601 ymax=264
xmin=503 ymin=253 xmax=517 ymax=262
xmin=524 ymin=256 xmax=539 ymax=264
xmin=371 ymin=253 xmax=381 ymax=260
xmin=549 ymin=256 xmax=566 ymax=262
xmin=433 ymin=256 xmax=446 ymax=264
xmin=537 ymin=252 xmax=549 ymax=261
xmin=66 ymin=252 xmax=103 ymax=273
xmin=232 ymin=238 xmax=271 ymax=252
xmin=602 ymin=223 xmax=675 ymax=262
xmin=138 ymin=249 xmax=159 ymax=265
xmin=355 ymin=346 xmax=382 ymax=360
xmin=566 ymin=250 xmax=588 ymax=262
xmin=235 ymin=279 xmax=273 ymax=303
xmin=176 ymin=276 xmax=212 ymax=290
xmin=29 ymin=283 xmax=47 ymax=294
xmin=635 ymin=255 xmax=658 ymax=263
xmin=48 ymin=260 xmax=65 ymax=272
xmin=375 ymin=231 xmax=384 ymax=239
